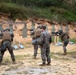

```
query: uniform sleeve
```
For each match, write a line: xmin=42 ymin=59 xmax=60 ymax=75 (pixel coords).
xmin=10 ymin=33 xmax=14 ymax=42
xmin=11 ymin=33 xmax=14 ymax=38
xmin=49 ymin=34 xmax=52 ymax=44
xmin=37 ymin=33 xmax=44 ymax=45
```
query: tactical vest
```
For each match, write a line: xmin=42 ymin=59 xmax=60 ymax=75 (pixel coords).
xmin=61 ymin=33 xmax=69 ymax=41
xmin=33 ymin=28 xmax=42 ymax=38
xmin=43 ymin=31 xmax=51 ymax=45
xmin=2 ymin=31 xmax=11 ymax=41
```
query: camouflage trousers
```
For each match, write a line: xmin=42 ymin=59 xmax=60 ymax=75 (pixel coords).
xmin=0 ymin=40 xmax=15 ymax=63
xmin=33 ymin=44 xmax=38 ymax=57
xmin=41 ymin=47 xmax=51 ymax=64
xmin=63 ymin=39 xmax=69 ymax=53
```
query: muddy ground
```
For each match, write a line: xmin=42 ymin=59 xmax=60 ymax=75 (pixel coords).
xmin=0 ymin=43 xmax=76 ymax=75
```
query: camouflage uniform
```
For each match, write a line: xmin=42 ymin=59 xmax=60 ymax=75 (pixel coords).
xmin=0 ymin=29 xmax=15 ymax=63
xmin=58 ymin=30 xmax=69 ymax=55
xmin=32 ymin=26 xmax=42 ymax=58
xmin=33 ymin=43 xmax=38 ymax=58
xmin=37 ymin=29 xmax=52 ymax=65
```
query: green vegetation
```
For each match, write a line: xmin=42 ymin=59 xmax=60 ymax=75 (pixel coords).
xmin=68 ymin=51 xmax=76 ymax=55
xmin=15 ymin=54 xmax=31 ymax=60
xmin=0 ymin=0 xmax=76 ymax=21
xmin=70 ymin=39 xmax=76 ymax=43
xmin=51 ymin=51 xmax=76 ymax=61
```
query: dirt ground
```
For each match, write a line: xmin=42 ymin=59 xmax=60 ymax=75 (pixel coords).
xmin=0 ymin=43 xmax=76 ymax=75
xmin=0 ymin=16 xmax=76 ymax=75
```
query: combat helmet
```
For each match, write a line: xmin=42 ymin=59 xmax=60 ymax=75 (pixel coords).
xmin=58 ymin=30 xmax=63 ymax=35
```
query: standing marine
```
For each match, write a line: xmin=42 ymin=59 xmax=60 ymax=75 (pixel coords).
xmin=32 ymin=26 xmax=42 ymax=59
xmin=0 ymin=28 xmax=16 ymax=64
xmin=35 ymin=25 xmax=52 ymax=66
xmin=58 ymin=30 xmax=69 ymax=55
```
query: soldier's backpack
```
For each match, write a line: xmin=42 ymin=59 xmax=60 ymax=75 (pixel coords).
xmin=61 ymin=33 xmax=69 ymax=41
xmin=2 ymin=31 xmax=11 ymax=41
xmin=33 ymin=28 xmax=42 ymax=38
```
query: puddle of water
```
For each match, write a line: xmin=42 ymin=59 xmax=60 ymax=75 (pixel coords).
xmin=2 ymin=65 xmax=71 ymax=75
xmin=3 ymin=67 xmax=50 ymax=75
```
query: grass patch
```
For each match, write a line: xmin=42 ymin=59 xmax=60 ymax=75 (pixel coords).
xmin=51 ymin=52 xmax=62 ymax=60
xmin=68 ymin=51 xmax=76 ymax=55
xmin=51 ymin=50 xmax=76 ymax=61
xmin=4 ymin=58 xmax=10 ymax=63
xmin=3 ymin=58 xmax=11 ymax=64
xmin=51 ymin=52 xmax=71 ymax=61
xmin=3 ymin=54 xmax=31 ymax=62
xmin=15 ymin=54 xmax=31 ymax=60
xmin=70 ymin=39 xmax=76 ymax=43
xmin=67 ymin=51 xmax=76 ymax=59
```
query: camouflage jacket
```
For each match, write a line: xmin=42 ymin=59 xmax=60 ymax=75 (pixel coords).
xmin=60 ymin=32 xmax=69 ymax=41
xmin=37 ymin=30 xmax=52 ymax=48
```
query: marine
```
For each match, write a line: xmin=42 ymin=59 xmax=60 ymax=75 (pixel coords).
xmin=0 ymin=28 xmax=16 ymax=64
xmin=35 ymin=25 xmax=52 ymax=66
xmin=58 ymin=30 xmax=69 ymax=55
xmin=32 ymin=26 xmax=42 ymax=59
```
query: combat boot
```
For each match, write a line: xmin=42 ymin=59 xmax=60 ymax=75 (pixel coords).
xmin=46 ymin=62 xmax=51 ymax=66
xmin=12 ymin=59 xmax=16 ymax=64
xmin=39 ymin=62 xmax=46 ymax=66
xmin=39 ymin=64 xmax=46 ymax=66
xmin=63 ymin=52 xmax=67 ymax=55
